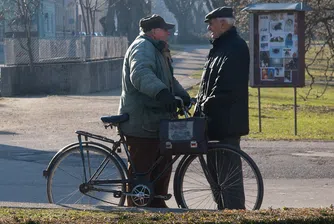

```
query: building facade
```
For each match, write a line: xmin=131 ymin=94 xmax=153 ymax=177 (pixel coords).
xmin=38 ymin=0 xmax=56 ymax=38
xmin=2 ymin=0 xmax=107 ymax=39
xmin=55 ymin=0 xmax=79 ymax=37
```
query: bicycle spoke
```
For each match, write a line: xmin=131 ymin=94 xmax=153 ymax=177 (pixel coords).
xmin=74 ymin=194 xmax=86 ymax=204
xmin=186 ymin=193 xmax=212 ymax=206
xmin=183 ymin=175 xmax=210 ymax=188
xmin=194 ymin=194 xmax=212 ymax=209
xmin=55 ymin=189 xmax=80 ymax=204
xmin=56 ymin=167 xmax=82 ymax=182
xmin=87 ymin=150 xmax=92 ymax=179
xmin=182 ymin=186 xmax=211 ymax=191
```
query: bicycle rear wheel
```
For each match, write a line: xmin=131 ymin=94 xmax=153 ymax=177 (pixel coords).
xmin=174 ymin=144 xmax=263 ymax=210
xmin=47 ymin=145 xmax=126 ymax=205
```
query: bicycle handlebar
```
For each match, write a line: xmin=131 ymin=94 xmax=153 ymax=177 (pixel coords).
xmin=174 ymin=96 xmax=196 ymax=118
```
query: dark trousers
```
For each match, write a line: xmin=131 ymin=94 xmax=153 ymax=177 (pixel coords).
xmin=126 ymin=136 xmax=172 ymax=208
xmin=207 ymin=137 xmax=245 ymax=209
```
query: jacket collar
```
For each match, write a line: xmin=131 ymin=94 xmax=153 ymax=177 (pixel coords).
xmin=211 ymin=26 xmax=237 ymax=46
xmin=139 ymin=34 xmax=166 ymax=52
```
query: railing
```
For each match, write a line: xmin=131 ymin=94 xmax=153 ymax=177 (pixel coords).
xmin=4 ymin=36 xmax=128 ymax=65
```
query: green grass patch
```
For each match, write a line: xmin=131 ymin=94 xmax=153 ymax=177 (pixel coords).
xmin=0 ymin=207 xmax=333 ymax=223
xmin=191 ymin=71 xmax=202 ymax=79
xmin=187 ymin=84 xmax=334 ymax=141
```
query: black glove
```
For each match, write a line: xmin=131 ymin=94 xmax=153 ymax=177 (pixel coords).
xmin=182 ymin=95 xmax=191 ymax=107
xmin=156 ymin=89 xmax=177 ymax=113
xmin=177 ymin=95 xmax=191 ymax=108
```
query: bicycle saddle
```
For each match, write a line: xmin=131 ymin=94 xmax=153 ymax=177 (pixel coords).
xmin=100 ymin=113 xmax=129 ymax=124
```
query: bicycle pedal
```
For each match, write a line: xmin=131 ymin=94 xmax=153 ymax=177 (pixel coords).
xmin=113 ymin=191 xmax=122 ymax=198
xmin=155 ymin=194 xmax=172 ymax=201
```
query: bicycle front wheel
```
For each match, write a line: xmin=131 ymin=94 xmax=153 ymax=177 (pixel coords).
xmin=174 ymin=144 xmax=263 ymax=210
xmin=47 ymin=145 xmax=126 ymax=206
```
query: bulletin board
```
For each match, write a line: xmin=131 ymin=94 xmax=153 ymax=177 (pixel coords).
xmin=249 ymin=11 xmax=306 ymax=87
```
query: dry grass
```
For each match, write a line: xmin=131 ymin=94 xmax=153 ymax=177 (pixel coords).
xmin=0 ymin=207 xmax=334 ymax=224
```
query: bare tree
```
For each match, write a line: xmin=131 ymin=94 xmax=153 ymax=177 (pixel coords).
xmin=163 ymin=0 xmax=203 ymax=43
xmin=78 ymin=0 xmax=108 ymax=34
xmin=101 ymin=0 xmax=151 ymax=43
xmin=1 ymin=0 xmax=40 ymax=69
xmin=205 ymin=0 xmax=227 ymax=10
xmin=100 ymin=0 xmax=117 ymax=36
xmin=301 ymin=0 xmax=334 ymax=99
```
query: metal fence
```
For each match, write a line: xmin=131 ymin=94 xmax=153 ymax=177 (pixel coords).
xmin=4 ymin=36 xmax=128 ymax=65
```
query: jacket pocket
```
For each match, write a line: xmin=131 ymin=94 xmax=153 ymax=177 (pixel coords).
xmin=142 ymin=107 xmax=167 ymax=133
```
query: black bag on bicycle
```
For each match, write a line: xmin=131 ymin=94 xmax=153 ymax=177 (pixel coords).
xmin=159 ymin=117 xmax=208 ymax=155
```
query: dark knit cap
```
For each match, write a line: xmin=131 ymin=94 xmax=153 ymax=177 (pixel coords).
xmin=140 ymin=14 xmax=175 ymax=32
xmin=204 ymin=7 xmax=234 ymax=22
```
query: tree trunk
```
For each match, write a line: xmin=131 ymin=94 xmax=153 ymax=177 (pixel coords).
xmin=85 ymin=0 xmax=91 ymax=34
xmin=26 ymin=21 xmax=34 ymax=71
xmin=116 ymin=1 xmax=130 ymax=37
xmin=175 ymin=15 xmax=191 ymax=43
xmin=211 ymin=0 xmax=227 ymax=9
xmin=90 ymin=8 xmax=95 ymax=33
xmin=79 ymin=0 xmax=88 ymax=33
xmin=126 ymin=0 xmax=151 ymax=43
xmin=205 ymin=0 xmax=213 ymax=11
xmin=102 ymin=0 xmax=116 ymax=35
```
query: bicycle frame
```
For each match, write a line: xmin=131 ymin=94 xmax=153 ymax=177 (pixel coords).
xmin=76 ymin=96 xmax=198 ymax=189
xmin=75 ymin=128 xmax=188 ymax=195
xmin=46 ymin=96 xmax=214 ymax=202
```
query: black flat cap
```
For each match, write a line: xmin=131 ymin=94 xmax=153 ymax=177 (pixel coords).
xmin=140 ymin=14 xmax=175 ymax=32
xmin=204 ymin=7 xmax=234 ymax=22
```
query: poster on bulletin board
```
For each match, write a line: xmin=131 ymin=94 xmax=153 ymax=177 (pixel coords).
xmin=248 ymin=10 xmax=306 ymax=88
xmin=259 ymin=12 xmax=299 ymax=84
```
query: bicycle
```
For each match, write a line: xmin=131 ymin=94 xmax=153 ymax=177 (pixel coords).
xmin=43 ymin=97 xmax=264 ymax=210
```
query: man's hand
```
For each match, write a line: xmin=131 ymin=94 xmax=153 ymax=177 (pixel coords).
xmin=190 ymin=97 xmax=197 ymax=105
xmin=156 ymin=89 xmax=177 ymax=113
xmin=182 ymin=95 xmax=191 ymax=107
xmin=177 ymin=95 xmax=191 ymax=108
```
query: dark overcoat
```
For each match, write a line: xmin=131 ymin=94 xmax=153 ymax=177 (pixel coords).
xmin=195 ymin=27 xmax=250 ymax=139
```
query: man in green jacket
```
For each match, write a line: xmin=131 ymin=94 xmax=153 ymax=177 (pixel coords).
xmin=118 ymin=14 xmax=190 ymax=208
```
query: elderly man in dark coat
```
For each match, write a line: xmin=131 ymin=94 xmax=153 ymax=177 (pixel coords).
xmin=194 ymin=6 xmax=250 ymax=209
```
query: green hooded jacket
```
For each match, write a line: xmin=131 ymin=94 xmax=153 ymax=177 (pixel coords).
xmin=118 ymin=35 xmax=189 ymax=138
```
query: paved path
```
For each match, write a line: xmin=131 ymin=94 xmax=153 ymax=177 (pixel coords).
xmin=1 ymin=44 xmax=334 ymax=211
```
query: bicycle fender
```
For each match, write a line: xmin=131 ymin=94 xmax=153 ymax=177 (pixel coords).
xmin=43 ymin=141 xmax=82 ymax=177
